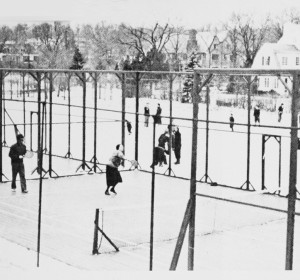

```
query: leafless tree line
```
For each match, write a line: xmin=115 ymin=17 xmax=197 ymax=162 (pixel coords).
xmin=0 ymin=8 xmax=299 ymax=70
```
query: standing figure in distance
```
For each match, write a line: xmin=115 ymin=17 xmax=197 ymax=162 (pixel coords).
xmin=9 ymin=134 xmax=28 ymax=193
xmin=173 ymin=126 xmax=181 ymax=165
xmin=253 ymin=105 xmax=260 ymax=126
xmin=126 ymin=120 xmax=132 ymax=135
xmin=144 ymin=103 xmax=150 ymax=127
xmin=154 ymin=103 xmax=162 ymax=125
xmin=229 ymin=114 xmax=235 ymax=132
xmin=278 ymin=103 xmax=284 ymax=122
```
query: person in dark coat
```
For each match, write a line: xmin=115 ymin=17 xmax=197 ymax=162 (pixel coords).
xmin=144 ymin=103 xmax=150 ymax=127
xmin=154 ymin=103 xmax=162 ymax=124
xmin=278 ymin=103 xmax=284 ymax=122
xmin=150 ymin=129 xmax=169 ymax=168
xmin=229 ymin=114 xmax=234 ymax=132
xmin=173 ymin=126 xmax=181 ymax=164
xmin=105 ymin=144 xmax=137 ymax=195
xmin=126 ymin=120 xmax=132 ymax=135
xmin=9 ymin=134 xmax=28 ymax=193
xmin=253 ymin=105 xmax=260 ymax=126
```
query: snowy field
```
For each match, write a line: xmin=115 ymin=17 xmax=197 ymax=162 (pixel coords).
xmin=1 ymin=77 xmax=300 ymax=271
xmin=1 ymin=171 xmax=300 ymax=271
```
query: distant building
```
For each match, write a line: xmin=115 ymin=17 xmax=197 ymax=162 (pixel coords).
xmin=252 ymin=23 xmax=300 ymax=95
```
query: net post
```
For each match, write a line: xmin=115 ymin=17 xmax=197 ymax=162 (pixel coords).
xmin=92 ymin=208 xmax=99 ymax=255
xmin=170 ymin=199 xmax=192 ymax=270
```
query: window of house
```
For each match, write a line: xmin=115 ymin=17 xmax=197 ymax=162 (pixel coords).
xmin=296 ymin=57 xmax=300 ymax=66
xmin=224 ymin=55 xmax=227 ymax=60
xmin=262 ymin=57 xmax=264 ymax=65
xmin=282 ymin=57 xmax=288 ymax=66
xmin=214 ymin=44 xmax=217 ymax=49
xmin=212 ymin=54 xmax=219 ymax=61
xmin=23 ymin=55 xmax=30 ymax=62
xmin=274 ymin=78 xmax=278 ymax=88
xmin=264 ymin=78 xmax=269 ymax=88
xmin=266 ymin=56 xmax=270 ymax=65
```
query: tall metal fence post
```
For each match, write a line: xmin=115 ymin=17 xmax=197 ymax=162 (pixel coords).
xmin=135 ymin=72 xmax=140 ymax=162
xmin=48 ymin=72 xmax=53 ymax=177
xmin=22 ymin=73 xmax=26 ymax=136
xmin=93 ymin=73 xmax=98 ymax=172
xmin=82 ymin=72 xmax=87 ymax=169
xmin=285 ymin=73 xmax=300 ymax=270
xmin=188 ymin=72 xmax=200 ymax=270
xmin=0 ymin=71 xmax=3 ymax=182
xmin=168 ymin=74 xmax=174 ymax=176
xmin=150 ymin=116 xmax=156 ymax=271
xmin=121 ymin=73 xmax=126 ymax=153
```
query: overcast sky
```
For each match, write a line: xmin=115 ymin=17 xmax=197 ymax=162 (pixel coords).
xmin=1 ymin=0 xmax=300 ymax=28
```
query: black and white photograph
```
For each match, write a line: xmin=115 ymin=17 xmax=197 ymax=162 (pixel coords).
xmin=1 ymin=0 xmax=300 ymax=278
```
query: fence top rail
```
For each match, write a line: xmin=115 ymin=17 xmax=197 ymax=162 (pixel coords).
xmin=0 ymin=68 xmax=299 ymax=76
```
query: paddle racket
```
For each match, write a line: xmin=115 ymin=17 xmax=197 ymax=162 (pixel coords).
xmin=24 ymin=151 xmax=34 ymax=158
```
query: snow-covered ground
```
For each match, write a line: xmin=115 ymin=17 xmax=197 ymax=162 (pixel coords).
xmin=1 ymin=171 xmax=300 ymax=271
xmin=1 ymin=76 xmax=299 ymax=271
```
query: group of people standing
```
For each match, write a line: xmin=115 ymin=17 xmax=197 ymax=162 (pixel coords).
xmin=228 ymin=103 xmax=285 ymax=131
xmin=150 ymin=125 xmax=181 ymax=168
xmin=144 ymin=102 xmax=162 ymax=127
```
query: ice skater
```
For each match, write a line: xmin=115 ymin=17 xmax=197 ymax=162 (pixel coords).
xmin=9 ymin=134 xmax=28 ymax=193
xmin=229 ymin=114 xmax=235 ymax=132
xmin=278 ymin=103 xmax=283 ymax=122
xmin=105 ymin=144 xmax=137 ymax=195
xmin=253 ymin=105 xmax=260 ymax=126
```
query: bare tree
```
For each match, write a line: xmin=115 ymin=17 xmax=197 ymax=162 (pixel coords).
xmin=79 ymin=23 xmax=125 ymax=70
xmin=270 ymin=8 xmax=300 ymax=41
xmin=32 ymin=22 xmax=74 ymax=69
xmin=163 ymin=26 xmax=187 ymax=71
xmin=225 ymin=13 xmax=271 ymax=68
xmin=0 ymin=25 xmax=13 ymax=53
xmin=118 ymin=23 xmax=175 ymax=65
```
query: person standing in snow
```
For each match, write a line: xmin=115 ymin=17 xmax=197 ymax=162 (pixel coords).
xmin=144 ymin=103 xmax=150 ymax=127
xmin=9 ymin=134 xmax=28 ymax=193
xmin=154 ymin=103 xmax=162 ymax=125
xmin=253 ymin=105 xmax=260 ymax=126
xmin=173 ymin=126 xmax=181 ymax=164
xmin=278 ymin=103 xmax=284 ymax=122
xmin=229 ymin=114 xmax=235 ymax=131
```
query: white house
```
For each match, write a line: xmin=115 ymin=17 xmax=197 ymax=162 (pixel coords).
xmin=252 ymin=23 xmax=300 ymax=95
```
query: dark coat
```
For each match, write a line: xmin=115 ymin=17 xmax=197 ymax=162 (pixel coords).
xmin=9 ymin=143 xmax=26 ymax=163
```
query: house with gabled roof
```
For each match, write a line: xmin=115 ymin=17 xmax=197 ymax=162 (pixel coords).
xmin=252 ymin=23 xmax=300 ymax=95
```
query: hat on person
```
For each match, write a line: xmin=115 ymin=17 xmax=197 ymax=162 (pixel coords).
xmin=17 ymin=134 xmax=24 ymax=140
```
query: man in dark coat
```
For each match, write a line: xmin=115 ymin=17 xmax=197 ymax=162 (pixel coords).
xmin=253 ymin=105 xmax=260 ymax=126
xmin=173 ymin=126 xmax=181 ymax=164
xmin=229 ymin=114 xmax=234 ymax=132
xmin=144 ymin=103 xmax=150 ymax=127
xmin=278 ymin=103 xmax=283 ymax=122
xmin=9 ymin=134 xmax=28 ymax=193
xmin=150 ymin=129 xmax=169 ymax=168
xmin=154 ymin=103 xmax=162 ymax=124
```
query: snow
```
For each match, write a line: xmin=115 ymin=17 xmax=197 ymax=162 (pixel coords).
xmin=1 ymin=75 xmax=299 ymax=272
